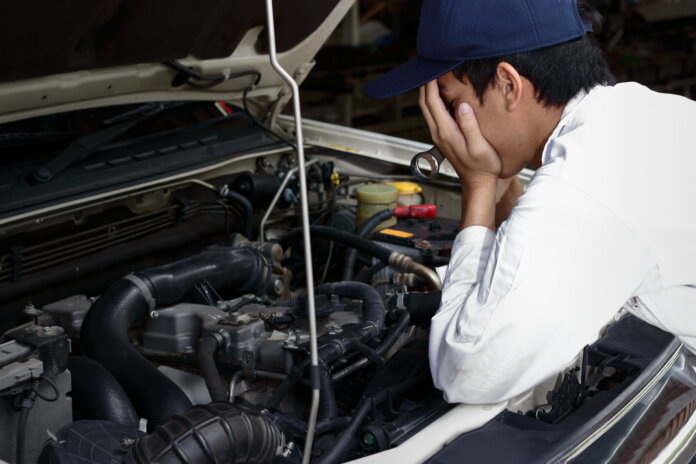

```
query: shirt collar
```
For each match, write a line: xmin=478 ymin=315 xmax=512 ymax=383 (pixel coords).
xmin=540 ymin=86 xmax=597 ymax=165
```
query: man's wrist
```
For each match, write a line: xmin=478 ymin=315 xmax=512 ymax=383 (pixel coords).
xmin=462 ymin=174 xmax=498 ymax=194
xmin=460 ymin=177 xmax=498 ymax=230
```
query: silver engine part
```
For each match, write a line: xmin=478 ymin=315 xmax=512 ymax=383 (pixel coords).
xmin=141 ymin=297 xmax=361 ymax=374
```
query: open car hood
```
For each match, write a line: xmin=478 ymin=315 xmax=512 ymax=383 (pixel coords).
xmin=0 ymin=0 xmax=353 ymax=124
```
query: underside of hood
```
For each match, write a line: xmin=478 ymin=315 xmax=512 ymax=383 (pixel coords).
xmin=0 ymin=0 xmax=352 ymax=123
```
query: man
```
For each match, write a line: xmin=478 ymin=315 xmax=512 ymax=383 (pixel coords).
xmin=365 ymin=0 xmax=696 ymax=404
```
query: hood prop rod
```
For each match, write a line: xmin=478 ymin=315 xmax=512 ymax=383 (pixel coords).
xmin=264 ymin=2 xmax=320 ymax=463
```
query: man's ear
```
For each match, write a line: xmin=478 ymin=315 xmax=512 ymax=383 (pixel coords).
xmin=495 ymin=62 xmax=523 ymax=112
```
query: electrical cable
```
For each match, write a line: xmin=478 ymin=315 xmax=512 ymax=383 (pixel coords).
xmin=241 ymin=87 xmax=297 ymax=150
xmin=15 ymin=389 xmax=36 ymax=464
xmin=15 ymin=375 xmax=59 ymax=464
xmin=319 ymin=242 xmax=334 ymax=283
xmin=31 ymin=375 xmax=60 ymax=402
xmin=164 ymin=60 xmax=296 ymax=151
xmin=163 ymin=61 xmax=261 ymax=90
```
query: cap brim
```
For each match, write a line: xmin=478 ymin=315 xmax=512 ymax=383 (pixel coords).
xmin=364 ymin=56 xmax=462 ymax=99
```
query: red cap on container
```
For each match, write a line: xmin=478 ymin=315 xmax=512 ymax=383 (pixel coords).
xmin=393 ymin=204 xmax=437 ymax=219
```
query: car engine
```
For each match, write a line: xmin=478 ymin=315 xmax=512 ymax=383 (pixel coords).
xmin=0 ymin=102 xmax=460 ymax=464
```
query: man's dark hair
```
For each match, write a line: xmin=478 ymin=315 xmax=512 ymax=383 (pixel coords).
xmin=452 ymin=1 xmax=616 ymax=107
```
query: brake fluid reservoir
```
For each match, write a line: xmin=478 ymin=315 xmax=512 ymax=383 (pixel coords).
xmin=387 ymin=181 xmax=423 ymax=207
xmin=356 ymin=184 xmax=398 ymax=230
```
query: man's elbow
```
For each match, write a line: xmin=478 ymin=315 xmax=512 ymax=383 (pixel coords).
xmin=436 ymin=373 xmax=518 ymax=405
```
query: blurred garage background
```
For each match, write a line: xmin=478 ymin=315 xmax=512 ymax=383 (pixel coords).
xmin=299 ymin=0 xmax=696 ymax=143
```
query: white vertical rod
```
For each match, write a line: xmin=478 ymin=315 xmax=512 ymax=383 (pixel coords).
xmin=263 ymin=2 xmax=321 ymax=463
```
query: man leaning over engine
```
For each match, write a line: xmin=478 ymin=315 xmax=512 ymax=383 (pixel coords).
xmin=365 ymin=0 xmax=696 ymax=403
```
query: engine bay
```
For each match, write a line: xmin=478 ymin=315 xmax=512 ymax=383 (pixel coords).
xmin=0 ymin=101 xmax=678 ymax=464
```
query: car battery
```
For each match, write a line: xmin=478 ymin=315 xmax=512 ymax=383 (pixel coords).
xmin=372 ymin=217 xmax=459 ymax=262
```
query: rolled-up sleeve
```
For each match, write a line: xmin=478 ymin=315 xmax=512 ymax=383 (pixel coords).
xmin=429 ymin=174 xmax=658 ymax=404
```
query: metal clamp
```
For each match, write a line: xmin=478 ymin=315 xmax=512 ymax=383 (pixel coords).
xmin=411 ymin=146 xmax=445 ymax=182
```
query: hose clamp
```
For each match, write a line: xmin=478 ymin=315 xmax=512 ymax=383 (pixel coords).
xmin=395 ymin=292 xmax=407 ymax=311
xmin=124 ymin=274 xmax=156 ymax=311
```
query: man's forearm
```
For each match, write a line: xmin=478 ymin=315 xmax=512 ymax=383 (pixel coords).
xmin=460 ymin=179 xmax=498 ymax=231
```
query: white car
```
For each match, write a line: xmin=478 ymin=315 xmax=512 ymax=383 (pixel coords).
xmin=0 ymin=1 xmax=694 ymax=463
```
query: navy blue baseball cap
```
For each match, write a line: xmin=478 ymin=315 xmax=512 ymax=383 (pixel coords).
xmin=364 ymin=0 xmax=593 ymax=99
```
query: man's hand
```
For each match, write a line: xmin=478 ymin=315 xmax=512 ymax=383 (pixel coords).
xmin=419 ymin=81 xmax=502 ymax=188
xmin=419 ymin=80 xmax=502 ymax=230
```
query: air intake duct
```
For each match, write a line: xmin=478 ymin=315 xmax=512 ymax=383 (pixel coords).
xmin=126 ymin=403 xmax=285 ymax=464
xmin=80 ymin=246 xmax=275 ymax=427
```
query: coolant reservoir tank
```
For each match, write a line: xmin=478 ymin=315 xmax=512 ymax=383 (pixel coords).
xmin=356 ymin=183 xmax=398 ymax=231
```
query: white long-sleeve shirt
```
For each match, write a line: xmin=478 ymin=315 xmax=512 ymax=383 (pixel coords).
xmin=429 ymin=82 xmax=696 ymax=404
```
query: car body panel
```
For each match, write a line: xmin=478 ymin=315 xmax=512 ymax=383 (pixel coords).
xmin=0 ymin=0 xmax=354 ymax=124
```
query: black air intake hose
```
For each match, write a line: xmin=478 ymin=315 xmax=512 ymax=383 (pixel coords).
xmin=136 ymin=246 xmax=272 ymax=304
xmin=126 ymin=403 xmax=285 ymax=464
xmin=81 ymin=247 xmax=274 ymax=427
xmin=67 ymin=356 xmax=138 ymax=427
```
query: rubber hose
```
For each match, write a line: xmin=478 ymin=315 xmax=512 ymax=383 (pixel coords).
xmin=278 ymin=226 xmax=393 ymax=264
xmin=279 ymin=226 xmax=441 ymax=290
xmin=318 ymin=368 xmax=338 ymax=421
xmin=81 ymin=247 xmax=273 ymax=427
xmin=313 ymin=379 xmax=419 ymax=464
xmin=15 ymin=391 xmax=36 ymax=464
xmin=223 ymin=189 xmax=254 ymax=239
xmin=342 ymin=209 xmax=394 ymax=281
xmin=331 ymin=310 xmax=411 ymax=382
xmin=197 ymin=334 xmax=228 ymax=402
xmin=377 ymin=310 xmax=411 ymax=356
xmin=81 ymin=280 xmax=192 ymax=427
xmin=67 ymin=356 xmax=138 ymax=427
xmin=386 ymin=291 xmax=441 ymax=325
xmin=267 ymin=359 xmax=310 ymax=410
xmin=316 ymin=416 xmax=352 ymax=434
xmin=126 ymin=403 xmax=285 ymax=464
xmin=275 ymin=283 xmax=386 ymax=334
xmin=268 ymin=283 xmax=387 ymax=411
xmin=354 ymin=262 xmax=386 ymax=283
xmin=138 ymin=247 xmax=271 ymax=305
xmin=315 ymin=282 xmax=385 ymax=335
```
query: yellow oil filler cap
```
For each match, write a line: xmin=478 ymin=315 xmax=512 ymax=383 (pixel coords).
xmin=387 ymin=181 xmax=423 ymax=207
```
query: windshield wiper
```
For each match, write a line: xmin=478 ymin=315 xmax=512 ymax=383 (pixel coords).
xmin=29 ymin=103 xmax=165 ymax=184
xmin=0 ymin=131 xmax=83 ymax=148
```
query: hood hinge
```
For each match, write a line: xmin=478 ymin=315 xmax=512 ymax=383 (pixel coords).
xmin=266 ymin=60 xmax=316 ymax=134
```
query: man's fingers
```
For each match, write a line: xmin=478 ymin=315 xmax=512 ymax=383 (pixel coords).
xmin=424 ymin=80 xmax=461 ymax=141
xmin=419 ymin=86 xmax=437 ymax=134
xmin=455 ymin=103 xmax=488 ymax=155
